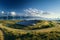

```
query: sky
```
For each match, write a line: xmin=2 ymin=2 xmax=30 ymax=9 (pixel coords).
xmin=0 ymin=0 xmax=60 ymax=18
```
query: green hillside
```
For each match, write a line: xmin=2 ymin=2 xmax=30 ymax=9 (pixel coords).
xmin=0 ymin=20 xmax=60 ymax=40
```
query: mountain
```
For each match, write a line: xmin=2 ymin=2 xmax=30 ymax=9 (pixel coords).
xmin=0 ymin=13 xmax=60 ymax=20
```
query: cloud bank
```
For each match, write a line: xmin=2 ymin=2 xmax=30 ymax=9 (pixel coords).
xmin=24 ymin=8 xmax=59 ymax=18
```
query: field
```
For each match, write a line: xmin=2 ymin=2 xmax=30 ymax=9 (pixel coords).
xmin=0 ymin=20 xmax=60 ymax=40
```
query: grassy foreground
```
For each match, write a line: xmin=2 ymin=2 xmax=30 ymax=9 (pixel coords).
xmin=0 ymin=20 xmax=60 ymax=40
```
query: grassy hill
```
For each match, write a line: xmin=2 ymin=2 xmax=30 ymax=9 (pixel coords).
xmin=0 ymin=20 xmax=60 ymax=40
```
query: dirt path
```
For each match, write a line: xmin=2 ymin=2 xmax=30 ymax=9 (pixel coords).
xmin=0 ymin=30 xmax=4 ymax=40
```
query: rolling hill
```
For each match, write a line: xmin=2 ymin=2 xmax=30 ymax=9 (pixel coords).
xmin=0 ymin=20 xmax=60 ymax=40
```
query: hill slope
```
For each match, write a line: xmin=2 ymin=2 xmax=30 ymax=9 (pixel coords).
xmin=0 ymin=20 xmax=60 ymax=40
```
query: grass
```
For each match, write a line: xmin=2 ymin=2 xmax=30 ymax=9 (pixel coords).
xmin=5 ymin=20 xmax=57 ymax=30
xmin=0 ymin=20 xmax=60 ymax=40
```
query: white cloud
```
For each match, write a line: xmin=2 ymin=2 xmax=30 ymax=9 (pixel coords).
xmin=1 ymin=11 xmax=4 ymax=14
xmin=10 ymin=12 xmax=16 ymax=16
xmin=24 ymin=8 xmax=54 ymax=18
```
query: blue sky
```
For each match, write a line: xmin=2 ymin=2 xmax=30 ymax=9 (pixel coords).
xmin=0 ymin=0 xmax=60 ymax=18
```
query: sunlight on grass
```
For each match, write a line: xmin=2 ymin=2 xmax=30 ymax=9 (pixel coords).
xmin=0 ymin=20 xmax=60 ymax=40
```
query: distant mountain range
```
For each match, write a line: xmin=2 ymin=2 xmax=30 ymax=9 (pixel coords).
xmin=0 ymin=15 xmax=60 ymax=20
xmin=0 ymin=13 xmax=60 ymax=20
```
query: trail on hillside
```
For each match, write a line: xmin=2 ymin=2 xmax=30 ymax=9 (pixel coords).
xmin=0 ymin=30 xmax=4 ymax=40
